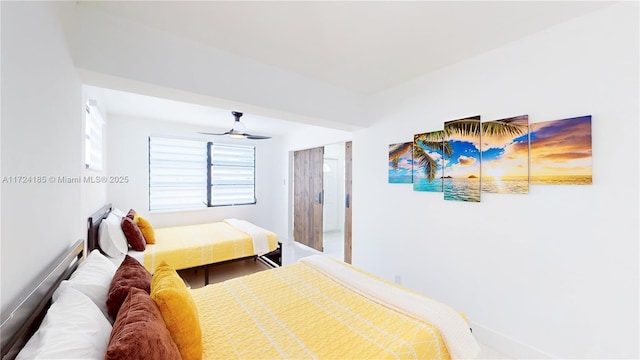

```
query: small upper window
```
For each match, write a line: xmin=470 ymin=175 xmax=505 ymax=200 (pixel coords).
xmin=85 ymin=100 xmax=104 ymax=171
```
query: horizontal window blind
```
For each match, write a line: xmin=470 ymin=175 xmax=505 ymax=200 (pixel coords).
xmin=209 ymin=143 xmax=256 ymax=206
xmin=149 ymin=137 xmax=207 ymax=211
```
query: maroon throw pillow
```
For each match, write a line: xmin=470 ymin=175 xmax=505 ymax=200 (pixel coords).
xmin=121 ymin=216 xmax=146 ymax=251
xmin=105 ymin=287 xmax=181 ymax=360
xmin=126 ymin=209 xmax=136 ymax=220
xmin=106 ymin=255 xmax=152 ymax=320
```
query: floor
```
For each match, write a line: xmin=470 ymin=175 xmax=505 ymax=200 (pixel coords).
xmin=179 ymin=234 xmax=512 ymax=359
xmin=178 ymin=258 xmax=272 ymax=288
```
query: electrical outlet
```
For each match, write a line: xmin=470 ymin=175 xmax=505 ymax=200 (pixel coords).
xmin=394 ymin=274 xmax=402 ymax=285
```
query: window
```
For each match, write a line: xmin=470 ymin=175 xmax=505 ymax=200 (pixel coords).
xmin=208 ymin=143 xmax=256 ymax=206
xmin=148 ymin=137 xmax=208 ymax=212
xmin=148 ymin=136 xmax=256 ymax=211
xmin=85 ymin=100 xmax=104 ymax=171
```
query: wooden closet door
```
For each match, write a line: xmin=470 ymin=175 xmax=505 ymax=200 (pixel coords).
xmin=293 ymin=147 xmax=324 ymax=252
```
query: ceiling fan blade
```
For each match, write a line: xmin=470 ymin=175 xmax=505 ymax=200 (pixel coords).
xmin=198 ymin=130 xmax=231 ymax=136
xmin=245 ymin=133 xmax=272 ymax=140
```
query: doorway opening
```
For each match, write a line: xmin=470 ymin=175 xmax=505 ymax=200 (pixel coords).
xmin=322 ymin=143 xmax=345 ymax=261
xmin=291 ymin=141 xmax=352 ymax=263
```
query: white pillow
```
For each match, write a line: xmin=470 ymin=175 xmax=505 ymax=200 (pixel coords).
xmin=111 ymin=207 xmax=125 ymax=218
xmin=99 ymin=213 xmax=129 ymax=258
xmin=53 ymin=249 xmax=116 ymax=321
xmin=16 ymin=286 xmax=112 ymax=360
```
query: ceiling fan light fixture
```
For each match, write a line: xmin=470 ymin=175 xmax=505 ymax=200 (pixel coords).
xmin=197 ymin=111 xmax=271 ymax=140
xmin=230 ymin=119 xmax=246 ymax=134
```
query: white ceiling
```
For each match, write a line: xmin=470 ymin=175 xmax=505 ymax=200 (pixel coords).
xmin=79 ymin=1 xmax=613 ymax=133
xmin=81 ymin=1 xmax=612 ymax=95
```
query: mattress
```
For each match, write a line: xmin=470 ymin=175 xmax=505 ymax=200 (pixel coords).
xmin=190 ymin=255 xmax=480 ymax=359
xmin=141 ymin=221 xmax=278 ymax=273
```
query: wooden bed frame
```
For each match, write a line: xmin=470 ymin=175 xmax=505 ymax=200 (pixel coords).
xmin=87 ymin=204 xmax=282 ymax=285
xmin=0 ymin=240 xmax=84 ymax=360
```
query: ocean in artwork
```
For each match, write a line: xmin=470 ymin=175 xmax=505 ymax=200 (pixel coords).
xmin=481 ymin=176 xmax=529 ymax=193
xmin=530 ymin=175 xmax=592 ymax=185
xmin=413 ymin=177 xmax=443 ymax=191
xmin=443 ymin=178 xmax=481 ymax=202
xmin=389 ymin=175 xmax=413 ymax=184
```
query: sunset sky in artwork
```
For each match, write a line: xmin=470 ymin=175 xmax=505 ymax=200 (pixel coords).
xmin=444 ymin=140 xmax=480 ymax=178
xmin=388 ymin=142 xmax=413 ymax=178
xmin=530 ymin=115 xmax=592 ymax=177
xmin=481 ymin=115 xmax=529 ymax=180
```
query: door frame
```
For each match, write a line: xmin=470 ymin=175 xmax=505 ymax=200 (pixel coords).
xmin=289 ymin=141 xmax=353 ymax=263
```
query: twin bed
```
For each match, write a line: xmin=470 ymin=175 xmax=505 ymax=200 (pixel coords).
xmin=1 ymin=205 xmax=481 ymax=359
xmin=88 ymin=204 xmax=282 ymax=284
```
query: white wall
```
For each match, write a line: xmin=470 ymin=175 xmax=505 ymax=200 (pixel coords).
xmin=0 ymin=2 xmax=85 ymax=314
xmin=106 ymin=115 xmax=286 ymax=236
xmin=354 ymin=3 xmax=638 ymax=359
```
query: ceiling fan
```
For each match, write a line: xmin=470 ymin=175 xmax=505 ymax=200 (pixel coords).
xmin=198 ymin=111 xmax=271 ymax=140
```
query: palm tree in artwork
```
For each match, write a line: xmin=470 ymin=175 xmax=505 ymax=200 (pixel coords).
xmin=413 ymin=130 xmax=451 ymax=182
xmin=388 ymin=142 xmax=413 ymax=168
xmin=412 ymin=117 xmax=528 ymax=182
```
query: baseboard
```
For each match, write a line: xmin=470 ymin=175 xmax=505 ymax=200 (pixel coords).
xmin=471 ymin=321 xmax=558 ymax=359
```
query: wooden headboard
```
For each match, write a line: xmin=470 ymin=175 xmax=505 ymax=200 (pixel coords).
xmin=0 ymin=240 xmax=84 ymax=360
xmin=87 ymin=203 xmax=112 ymax=253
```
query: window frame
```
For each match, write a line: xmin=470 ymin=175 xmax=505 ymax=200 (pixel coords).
xmin=206 ymin=141 xmax=257 ymax=207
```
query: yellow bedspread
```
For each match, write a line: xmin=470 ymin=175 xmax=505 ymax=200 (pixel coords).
xmin=142 ymin=222 xmax=277 ymax=273
xmin=190 ymin=261 xmax=456 ymax=360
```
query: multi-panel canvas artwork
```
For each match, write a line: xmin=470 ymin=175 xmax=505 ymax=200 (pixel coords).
xmin=413 ymin=131 xmax=444 ymax=192
xmin=388 ymin=142 xmax=413 ymax=184
xmin=443 ymin=116 xmax=481 ymax=202
xmin=481 ymin=115 xmax=530 ymax=194
xmin=530 ymin=115 xmax=592 ymax=185
xmin=388 ymin=113 xmax=592 ymax=201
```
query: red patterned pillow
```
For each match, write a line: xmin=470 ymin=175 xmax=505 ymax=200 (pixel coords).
xmin=106 ymin=255 xmax=152 ymax=320
xmin=105 ymin=287 xmax=181 ymax=360
xmin=121 ymin=216 xmax=145 ymax=251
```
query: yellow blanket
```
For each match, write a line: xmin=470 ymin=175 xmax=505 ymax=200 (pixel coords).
xmin=142 ymin=222 xmax=277 ymax=273
xmin=191 ymin=260 xmax=460 ymax=359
